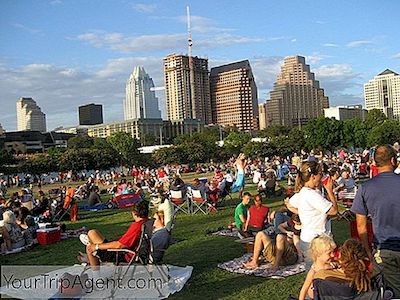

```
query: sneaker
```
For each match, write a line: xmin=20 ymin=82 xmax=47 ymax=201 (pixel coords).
xmin=79 ymin=233 xmax=90 ymax=246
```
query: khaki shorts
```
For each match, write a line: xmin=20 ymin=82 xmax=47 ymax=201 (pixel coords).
xmin=263 ymin=238 xmax=298 ymax=266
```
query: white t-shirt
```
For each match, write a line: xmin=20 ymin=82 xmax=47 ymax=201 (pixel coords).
xmin=289 ymin=187 xmax=333 ymax=243
xmin=252 ymin=171 xmax=261 ymax=184
xmin=158 ymin=199 xmax=174 ymax=232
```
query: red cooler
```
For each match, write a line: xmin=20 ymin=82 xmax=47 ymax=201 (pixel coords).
xmin=37 ymin=227 xmax=61 ymax=245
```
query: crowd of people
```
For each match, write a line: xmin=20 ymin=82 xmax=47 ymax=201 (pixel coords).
xmin=231 ymin=144 xmax=400 ymax=299
xmin=1 ymin=143 xmax=400 ymax=299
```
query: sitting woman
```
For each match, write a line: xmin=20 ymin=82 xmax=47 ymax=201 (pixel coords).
xmin=313 ymin=239 xmax=372 ymax=298
xmin=1 ymin=210 xmax=26 ymax=251
xmin=299 ymin=234 xmax=337 ymax=300
xmin=243 ymin=224 xmax=298 ymax=271
xmin=277 ymin=213 xmax=303 ymax=262
xmin=151 ymin=211 xmax=170 ymax=263
xmin=244 ymin=194 xmax=269 ymax=235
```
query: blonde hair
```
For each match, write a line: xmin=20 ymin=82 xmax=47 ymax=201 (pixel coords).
xmin=295 ymin=161 xmax=323 ymax=192
xmin=309 ymin=234 xmax=336 ymax=262
xmin=3 ymin=210 xmax=16 ymax=224
xmin=155 ymin=210 xmax=165 ymax=227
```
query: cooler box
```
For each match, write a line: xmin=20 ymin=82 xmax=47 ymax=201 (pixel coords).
xmin=36 ymin=227 xmax=61 ymax=245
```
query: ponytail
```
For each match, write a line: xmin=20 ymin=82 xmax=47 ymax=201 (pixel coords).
xmin=294 ymin=161 xmax=322 ymax=192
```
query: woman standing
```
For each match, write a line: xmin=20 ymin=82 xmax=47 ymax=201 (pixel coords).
xmin=287 ymin=161 xmax=338 ymax=269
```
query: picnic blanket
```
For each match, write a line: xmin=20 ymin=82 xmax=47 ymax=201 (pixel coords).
xmin=78 ymin=203 xmax=112 ymax=211
xmin=0 ymin=264 xmax=193 ymax=299
xmin=211 ymin=228 xmax=239 ymax=238
xmin=218 ymin=253 xmax=306 ymax=279
xmin=60 ymin=226 xmax=88 ymax=240
xmin=112 ymin=193 xmax=142 ymax=209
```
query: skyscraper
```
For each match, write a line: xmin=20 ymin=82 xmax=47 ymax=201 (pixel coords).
xmin=210 ymin=60 xmax=258 ymax=131
xmin=163 ymin=54 xmax=211 ymax=123
xmin=16 ymin=97 xmax=46 ymax=132
xmin=265 ymin=56 xmax=329 ymax=127
xmin=79 ymin=103 xmax=103 ymax=125
xmin=364 ymin=69 xmax=400 ymax=120
xmin=124 ymin=66 xmax=161 ymax=120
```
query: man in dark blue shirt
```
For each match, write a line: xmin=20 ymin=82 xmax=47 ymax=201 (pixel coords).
xmin=351 ymin=145 xmax=400 ymax=297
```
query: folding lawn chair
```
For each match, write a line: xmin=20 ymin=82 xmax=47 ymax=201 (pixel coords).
xmin=105 ymin=219 xmax=170 ymax=298
xmin=190 ymin=189 xmax=214 ymax=215
xmin=313 ymin=277 xmax=391 ymax=300
xmin=170 ymin=190 xmax=191 ymax=214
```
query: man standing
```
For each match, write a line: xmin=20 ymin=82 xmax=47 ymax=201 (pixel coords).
xmin=351 ymin=145 xmax=400 ymax=297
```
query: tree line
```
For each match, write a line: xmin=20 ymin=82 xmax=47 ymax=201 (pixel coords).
xmin=1 ymin=109 xmax=399 ymax=174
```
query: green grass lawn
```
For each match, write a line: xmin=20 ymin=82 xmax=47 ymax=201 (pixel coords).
xmin=0 ymin=174 xmax=351 ymax=299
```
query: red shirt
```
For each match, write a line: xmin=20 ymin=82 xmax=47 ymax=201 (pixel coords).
xmin=119 ymin=218 xmax=147 ymax=262
xmin=370 ymin=165 xmax=378 ymax=178
xmin=248 ymin=205 xmax=269 ymax=229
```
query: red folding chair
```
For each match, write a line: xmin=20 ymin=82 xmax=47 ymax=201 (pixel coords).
xmin=190 ymin=189 xmax=214 ymax=214
xmin=170 ymin=190 xmax=190 ymax=214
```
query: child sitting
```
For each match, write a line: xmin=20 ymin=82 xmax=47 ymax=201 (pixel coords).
xmin=299 ymin=234 xmax=337 ymax=300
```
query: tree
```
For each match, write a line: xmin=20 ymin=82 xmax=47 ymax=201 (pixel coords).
xmin=365 ymin=109 xmax=387 ymax=129
xmin=0 ymin=150 xmax=17 ymax=173
xmin=258 ymin=125 xmax=290 ymax=139
xmin=304 ymin=117 xmax=343 ymax=151
xmin=21 ymin=154 xmax=57 ymax=174
xmin=59 ymin=149 xmax=94 ymax=171
xmin=223 ymin=131 xmax=252 ymax=157
xmin=342 ymin=118 xmax=368 ymax=149
xmin=67 ymin=135 xmax=94 ymax=149
xmin=367 ymin=120 xmax=400 ymax=146
xmin=107 ymin=132 xmax=141 ymax=166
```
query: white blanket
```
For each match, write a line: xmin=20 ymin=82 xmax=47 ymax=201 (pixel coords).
xmin=0 ymin=264 xmax=193 ymax=299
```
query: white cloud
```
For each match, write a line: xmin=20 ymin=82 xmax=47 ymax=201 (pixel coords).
xmin=77 ymin=31 xmax=186 ymax=52
xmin=132 ymin=3 xmax=157 ymax=13
xmin=304 ymin=53 xmax=328 ymax=65
xmin=392 ymin=53 xmax=400 ymax=59
xmin=11 ymin=23 xmax=41 ymax=35
xmin=76 ymin=30 xmax=263 ymax=53
xmin=0 ymin=58 xmax=167 ymax=131
xmin=323 ymin=43 xmax=339 ymax=47
xmin=314 ymin=64 xmax=363 ymax=105
xmin=346 ymin=40 xmax=374 ymax=48
xmin=291 ymin=38 xmax=297 ymax=43
xmin=315 ymin=64 xmax=356 ymax=78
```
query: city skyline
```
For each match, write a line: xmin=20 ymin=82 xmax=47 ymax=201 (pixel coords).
xmin=1 ymin=0 xmax=400 ymax=131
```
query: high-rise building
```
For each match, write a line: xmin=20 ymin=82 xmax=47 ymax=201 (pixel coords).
xmin=210 ymin=60 xmax=258 ymax=131
xmin=16 ymin=97 xmax=46 ymax=132
xmin=164 ymin=54 xmax=211 ymax=124
xmin=79 ymin=103 xmax=103 ymax=125
xmin=258 ymin=103 xmax=267 ymax=130
xmin=324 ymin=105 xmax=368 ymax=121
xmin=0 ymin=123 xmax=5 ymax=135
xmin=265 ymin=56 xmax=329 ymax=127
xmin=364 ymin=69 xmax=400 ymax=121
xmin=124 ymin=66 xmax=161 ymax=120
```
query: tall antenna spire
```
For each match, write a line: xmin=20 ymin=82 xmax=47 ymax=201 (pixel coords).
xmin=187 ymin=5 xmax=196 ymax=119
xmin=187 ymin=6 xmax=192 ymax=57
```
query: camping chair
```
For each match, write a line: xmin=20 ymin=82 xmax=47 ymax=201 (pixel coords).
xmin=52 ymin=198 xmax=74 ymax=222
xmin=313 ymin=277 xmax=391 ymax=300
xmin=105 ymin=219 xmax=170 ymax=298
xmin=219 ymin=180 xmax=234 ymax=207
xmin=170 ymin=190 xmax=190 ymax=214
xmin=190 ymin=189 xmax=214 ymax=215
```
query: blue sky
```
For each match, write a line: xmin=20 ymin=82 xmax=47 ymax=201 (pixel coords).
xmin=1 ymin=0 xmax=399 ymax=131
